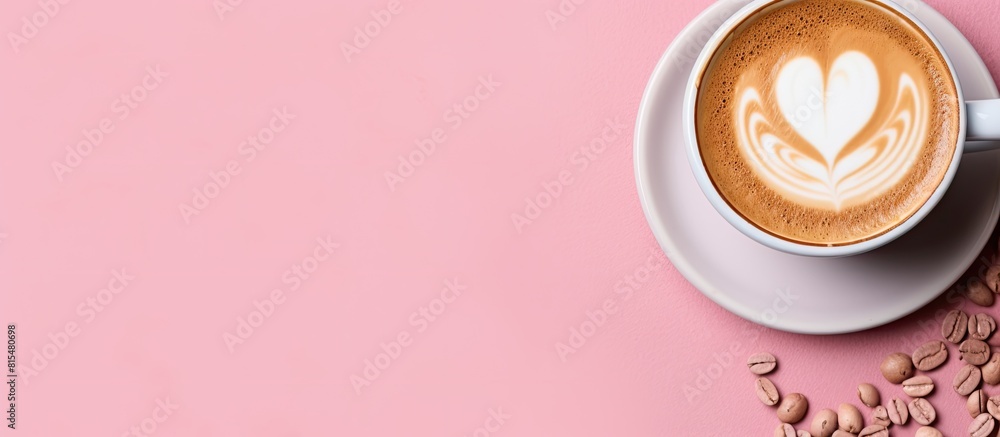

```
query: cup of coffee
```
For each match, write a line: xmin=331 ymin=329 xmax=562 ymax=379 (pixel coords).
xmin=683 ymin=0 xmax=1000 ymax=257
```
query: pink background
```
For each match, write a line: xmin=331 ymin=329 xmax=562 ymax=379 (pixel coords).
xmin=2 ymin=0 xmax=1000 ymax=435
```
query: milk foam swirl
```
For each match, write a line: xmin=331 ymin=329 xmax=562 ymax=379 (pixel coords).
xmin=736 ymin=51 xmax=928 ymax=211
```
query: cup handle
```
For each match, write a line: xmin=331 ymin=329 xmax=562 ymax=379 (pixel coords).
xmin=966 ymin=100 xmax=1000 ymax=152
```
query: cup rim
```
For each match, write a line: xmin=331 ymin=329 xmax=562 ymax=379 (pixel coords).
xmin=682 ymin=0 xmax=968 ymax=257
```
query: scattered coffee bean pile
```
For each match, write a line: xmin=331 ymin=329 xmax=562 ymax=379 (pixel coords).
xmin=749 ymin=248 xmax=1000 ymax=436
xmin=751 ymin=308 xmax=1000 ymax=436
xmin=747 ymin=247 xmax=1000 ymax=437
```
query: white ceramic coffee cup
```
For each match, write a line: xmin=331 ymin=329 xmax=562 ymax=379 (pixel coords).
xmin=683 ymin=0 xmax=1000 ymax=257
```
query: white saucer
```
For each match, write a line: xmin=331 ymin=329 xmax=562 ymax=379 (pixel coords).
xmin=635 ymin=0 xmax=1000 ymax=334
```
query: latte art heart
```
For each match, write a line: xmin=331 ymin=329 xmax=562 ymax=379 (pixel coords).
xmin=736 ymin=51 xmax=927 ymax=211
xmin=776 ymin=51 xmax=880 ymax=165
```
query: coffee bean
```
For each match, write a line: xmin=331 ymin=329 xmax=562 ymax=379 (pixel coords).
xmin=755 ymin=377 xmax=780 ymax=406
xmin=811 ymin=408 xmax=838 ymax=437
xmin=970 ymin=313 xmax=997 ymax=341
xmin=987 ymin=395 xmax=1000 ymax=419
xmin=775 ymin=423 xmax=796 ymax=437
xmin=970 ymin=413 xmax=996 ymax=437
xmin=902 ymin=375 xmax=934 ymax=397
xmin=969 ymin=389 xmax=988 ymax=418
xmin=965 ymin=277 xmax=996 ymax=307
xmin=942 ymin=309 xmax=969 ymax=343
xmin=870 ymin=406 xmax=889 ymax=427
xmin=837 ymin=403 xmax=863 ymax=434
xmin=983 ymin=352 xmax=1000 ymax=385
xmin=954 ymin=364 xmax=983 ymax=396
xmin=912 ymin=340 xmax=948 ymax=371
xmin=830 ymin=431 xmax=854 ymax=437
xmin=908 ymin=398 xmax=936 ymax=425
xmin=856 ymin=383 xmax=879 ymax=407
xmin=983 ymin=264 xmax=1000 ymax=292
xmin=914 ymin=426 xmax=943 ymax=437
xmin=880 ymin=352 xmax=914 ymax=384
xmin=961 ymin=339 xmax=991 ymax=365
xmin=887 ymin=397 xmax=908 ymax=425
xmin=857 ymin=425 xmax=887 ymax=437
xmin=748 ymin=352 xmax=777 ymax=375
xmin=778 ymin=393 xmax=808 ymax=424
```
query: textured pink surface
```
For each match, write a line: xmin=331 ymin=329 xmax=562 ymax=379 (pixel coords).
xmin=1 ymin=0 xmax=1000 ymax=435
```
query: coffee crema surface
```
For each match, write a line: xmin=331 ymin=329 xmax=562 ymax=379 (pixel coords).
xmin=696 ymin=0 xmax=959 ymax=245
